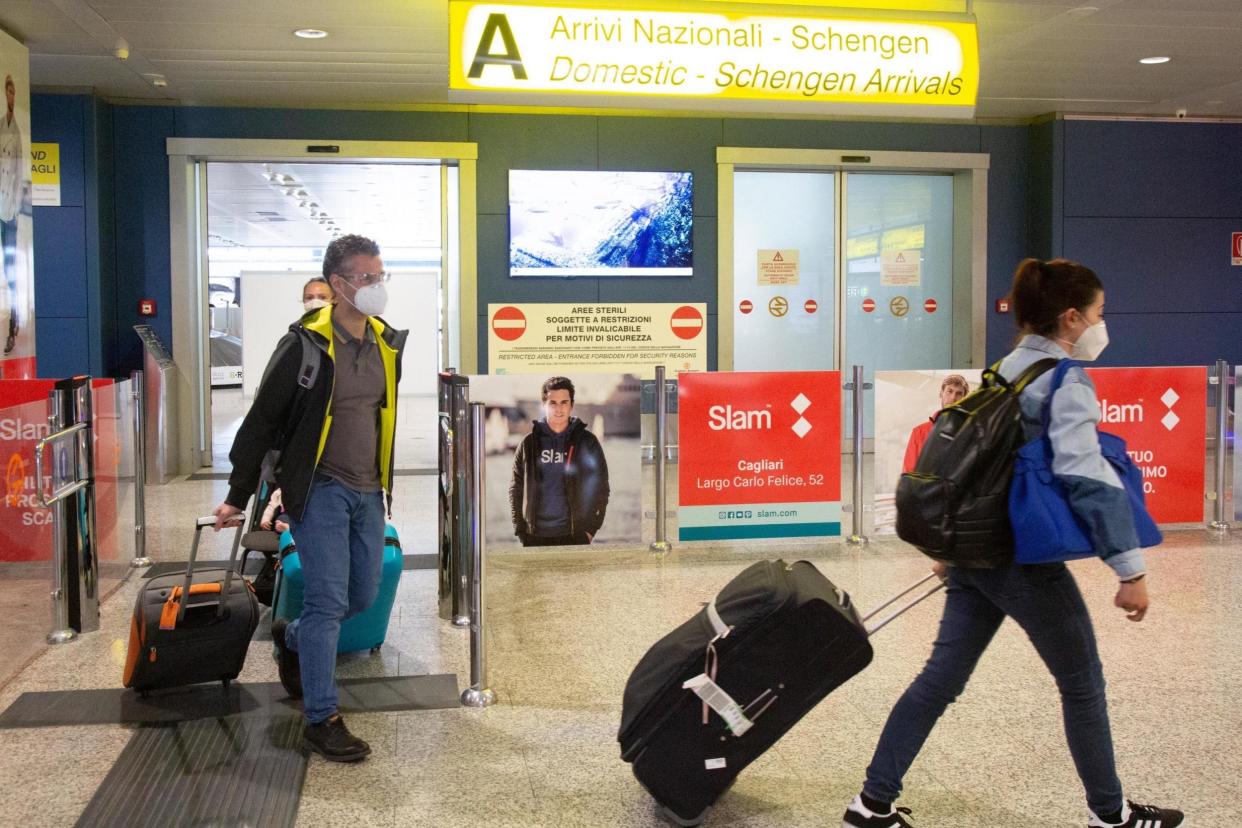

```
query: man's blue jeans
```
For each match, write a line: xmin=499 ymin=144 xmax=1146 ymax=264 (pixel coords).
xmin=285 ymin=476 xmax=385 ymax=724
xmin=863 ymin=562 xmax=1124 ymax=816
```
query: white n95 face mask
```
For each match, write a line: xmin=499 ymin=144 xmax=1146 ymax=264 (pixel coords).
xmin=303 ymin=298 xmax=329 ymax=313
xmin=1071 ymin=320 xmax=1109 ymax=361
xmin=344 ymin=283 xmax=388 ymax=316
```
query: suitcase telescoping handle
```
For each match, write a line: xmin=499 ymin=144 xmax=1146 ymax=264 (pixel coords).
xmin=862 ymin=571 xmax=947 ymax=637
xmin=179 ymin=511 xmax=249 ymax=624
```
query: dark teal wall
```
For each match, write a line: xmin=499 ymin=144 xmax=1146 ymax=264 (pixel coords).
xmin=1058 ymin=120 xmax=1242 ymax=367
xmin=34 ymin=95 xmax=1237 ymax=377
xmin=31 ymin=94 xmax=88 ymax=377
xmin=31 ymin=93 xmax=113 ymax=378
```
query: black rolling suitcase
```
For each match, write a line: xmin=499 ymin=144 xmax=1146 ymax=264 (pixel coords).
xmin=123 ymin=516 xmax=261 ymax=694
xmin=618 ymin=560 xmax=943 ymax=826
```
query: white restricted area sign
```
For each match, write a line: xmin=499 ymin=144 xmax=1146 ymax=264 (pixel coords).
xmin=487 ymin=303 xmax=707 ymax=378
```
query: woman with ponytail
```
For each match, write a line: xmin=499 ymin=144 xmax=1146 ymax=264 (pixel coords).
xmin=842 ymin=259 xmax=1183 ymax=828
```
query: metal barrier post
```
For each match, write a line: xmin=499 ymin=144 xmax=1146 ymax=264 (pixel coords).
xmin=438 ymin=370 xmax=472 ymax=626
xmin=1210 ymin=359 xmax=1231 ymax=532
xmin=66 ymin=378 xmax=100 ymax=634
xmin=650 ymin=365 xmax=672 ymax=553
xmin=130 ymin=369 xmax=151 ymax=567
xmin=845 ymin=365 xmax=870 ymax=546
xmin=45 ymin=390 xmax=75 ymax=644
xmin=461 ymin=402 xmax=496 ymax=708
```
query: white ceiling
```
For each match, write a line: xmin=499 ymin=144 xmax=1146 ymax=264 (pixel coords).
xmin=0 ymin=0 xmax=1239 ymax=120
xmin=207 ymin=161 xmax=442 ymax=248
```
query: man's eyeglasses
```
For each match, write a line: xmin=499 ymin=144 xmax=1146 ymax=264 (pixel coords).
xmin=337 ymin=271 xmax=390 ymax=286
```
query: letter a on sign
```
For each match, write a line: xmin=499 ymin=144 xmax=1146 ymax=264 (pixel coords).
xmin=468 ymin=14 xmax=527 ymax=79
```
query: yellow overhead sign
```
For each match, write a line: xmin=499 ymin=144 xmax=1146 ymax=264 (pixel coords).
xmin=449 ymin=2 xmax=978 ymax=117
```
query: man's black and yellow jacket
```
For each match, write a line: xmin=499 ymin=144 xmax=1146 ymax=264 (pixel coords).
xmin=224 ymin=305 xmax=407 ymax=521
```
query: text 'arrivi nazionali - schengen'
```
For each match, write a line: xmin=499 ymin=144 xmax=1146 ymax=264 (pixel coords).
xmin=542 ymin=15 xmax=967 ymax=99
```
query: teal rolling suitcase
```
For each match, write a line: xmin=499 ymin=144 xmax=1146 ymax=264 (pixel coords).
xmin=272 ymin=525 xmax=402 ymax=653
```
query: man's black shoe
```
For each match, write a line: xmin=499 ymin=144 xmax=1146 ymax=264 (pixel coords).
xmin=270 ymin=618 xmax=302 ymax=699
xmin=304 ymin=714 xmax=371 ymax=762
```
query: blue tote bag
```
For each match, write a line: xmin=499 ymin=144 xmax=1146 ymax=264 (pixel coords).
xmin=1009 ymin=359 xmax=1162 ymax=564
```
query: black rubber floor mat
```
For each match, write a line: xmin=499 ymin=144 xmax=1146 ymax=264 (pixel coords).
xmin=76 ymin=715 xmax=307 ymax=828
xmin=0 ymin=673 xmax=461 ymax=728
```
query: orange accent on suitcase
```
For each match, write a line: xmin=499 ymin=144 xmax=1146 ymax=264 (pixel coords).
xmin=122 ymin=614 xmax=142 ymax=685
xmin=158 ymin=583 xmax=223 ymax=630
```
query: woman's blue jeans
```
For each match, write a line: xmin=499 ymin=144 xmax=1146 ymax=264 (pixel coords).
xmin=863 ymin=562 xmax=1124 ymax=816
xmin=285 ymin=476 xmax=385 ymax=724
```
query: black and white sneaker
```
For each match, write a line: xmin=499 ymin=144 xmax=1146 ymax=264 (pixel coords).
xmin=842 ymin=795 xmax=915 ymax=828
xmin=1087 ymin=799 xmax=1184 ymax=827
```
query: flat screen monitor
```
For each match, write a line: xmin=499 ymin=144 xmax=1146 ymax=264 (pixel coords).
xmin=509 ymin=170 xmax=693 ymax=277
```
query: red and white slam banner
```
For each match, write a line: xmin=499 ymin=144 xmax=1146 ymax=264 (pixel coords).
xmin=1 ymin=380 xmax=120 ymax=562
xmin=1084 ymin=366 xmax=1206 ymax=524
xmin=679 ymin=370 xmax=841 ymax=541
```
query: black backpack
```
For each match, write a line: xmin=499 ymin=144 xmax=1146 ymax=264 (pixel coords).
xmin=895 ymin=358 xmax=1058 ymax=568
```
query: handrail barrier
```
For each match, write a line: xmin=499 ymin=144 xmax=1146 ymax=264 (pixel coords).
xmin=1209 ymin=359 xmax=1231 ymax=532
xmin=38 ymin=379 xmax=101 ymax=644
xmin=844 ymin=365 xmax=870 ymax=546
xmin=650 ymin=365 xmax=672 ymax=553
xmin=460 ymin=401 xmax=495 ymax=708
xmin=130 ymin=369 xmax=151 ymax=567
xmin=437 ymin=370 xmax=472 ymax=627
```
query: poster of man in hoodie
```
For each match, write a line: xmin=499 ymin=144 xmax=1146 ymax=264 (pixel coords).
xmin=471 ymin=373 xmax=640 ymax=547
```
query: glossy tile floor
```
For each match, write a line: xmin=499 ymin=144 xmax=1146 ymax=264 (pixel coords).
xmin=0 ymin=392 xmax=1235 ymax=826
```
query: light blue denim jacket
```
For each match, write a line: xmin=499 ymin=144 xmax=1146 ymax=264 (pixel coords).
xmin=997 ymin=335 xmax=1146 ymax=580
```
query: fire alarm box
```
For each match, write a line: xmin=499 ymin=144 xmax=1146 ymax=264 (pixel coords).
xmin=139 ymin=299 xmax=157 ymax=316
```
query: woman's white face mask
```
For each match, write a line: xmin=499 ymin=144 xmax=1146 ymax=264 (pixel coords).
xmin=303 ymin=297 xmax=330 ymax=313
xmin=1070 ymin=319 xmax=1109 ymax=361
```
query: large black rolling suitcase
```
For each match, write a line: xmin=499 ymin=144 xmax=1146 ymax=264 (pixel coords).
xmin=618 ymin=560 xmax=943 ymax=826
xmin=123 ymin=516 xmax=261 ymax=694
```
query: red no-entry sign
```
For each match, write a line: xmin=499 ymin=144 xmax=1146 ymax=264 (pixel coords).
xmin=804 ymin=299 xmax=818 ymax=314
xmin=739 ymin=299 xmax=753 ymax=314
xmin=671 ymin=305 xmax=704 ymax=340
xmin=861 ymin=298 xmax=876 ymax=313
xmin=924 ymin=298 xmax=938 ymax=314
xmin=491 ymin=306 xmax=526 ymax=341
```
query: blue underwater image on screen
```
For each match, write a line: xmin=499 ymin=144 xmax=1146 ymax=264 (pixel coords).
xmin=509 ymin=170 xmax=693 ymax=276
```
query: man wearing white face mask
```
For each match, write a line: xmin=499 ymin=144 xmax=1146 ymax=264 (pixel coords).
xmin=213 ymin=234 xmax=406 ymax=763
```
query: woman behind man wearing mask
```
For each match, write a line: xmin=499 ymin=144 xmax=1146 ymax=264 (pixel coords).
xmin=842 ymin=259 xmax=1183 ymax=828
xmin=302 ymin=278 xmax=333 ymax=313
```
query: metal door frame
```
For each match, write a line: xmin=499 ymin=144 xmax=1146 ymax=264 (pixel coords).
xmin=168 ymin=138 xmax=478 ymax=474
xmin=717 ymin=147 xmax=989 ymax=371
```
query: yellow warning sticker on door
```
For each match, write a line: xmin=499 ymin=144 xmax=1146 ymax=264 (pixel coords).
xmin=758 ymin=249 xmax=800 ymax=285
xmin=881 ymin=250 xmax=921 ymax=286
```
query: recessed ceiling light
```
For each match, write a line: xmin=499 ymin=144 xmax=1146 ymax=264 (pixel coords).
xmin=294 ymin=28 xmax=328 ymax=39
xmin=1139 ymin=56 xmax=1171 ymax=64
